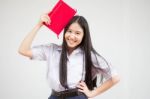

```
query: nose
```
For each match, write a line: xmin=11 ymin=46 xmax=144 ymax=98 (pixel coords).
xmin=69 ymin=33 xmax=76 ymax=39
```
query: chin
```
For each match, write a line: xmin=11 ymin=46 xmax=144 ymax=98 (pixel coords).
xmin=70 ymin=44 xmax=76 ymax=47
xmin=67 ymin=44 xmax=77 ymax=49
xmin=67 ymin=44 xmax=76 ymax=48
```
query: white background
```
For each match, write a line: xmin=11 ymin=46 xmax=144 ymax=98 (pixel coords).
xmin=0 ymin=0 xmax=150 ymax=99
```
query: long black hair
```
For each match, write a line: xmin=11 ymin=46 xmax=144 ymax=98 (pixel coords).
xmin=59 ymin=15 xmax=99 ymax=90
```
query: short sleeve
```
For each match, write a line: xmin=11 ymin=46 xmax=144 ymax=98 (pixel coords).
xmin=31 ymin=44 xmax=52 ymax=61
xmin=91 ymin=52 xmax=118 ymax=81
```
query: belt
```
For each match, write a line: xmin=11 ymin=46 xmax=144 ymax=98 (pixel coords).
xmin=51 ymin=88 xmax=84 ymax=99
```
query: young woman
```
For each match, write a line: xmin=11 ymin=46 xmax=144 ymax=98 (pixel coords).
xmin=18 ymin=14 xmax=120 ymax=99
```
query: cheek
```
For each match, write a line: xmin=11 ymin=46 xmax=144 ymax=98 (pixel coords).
xmin=80 ymin=35 xmax=84 ymax=42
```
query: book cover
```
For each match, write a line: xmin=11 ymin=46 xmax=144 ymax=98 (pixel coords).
xmin=44 ymin=0 xmax=77 ymax=37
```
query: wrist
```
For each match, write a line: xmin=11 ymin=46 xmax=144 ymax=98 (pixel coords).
xmin=37 ymin=20 xmax=44 ymax=27
xmin=88 ymin=89 xmax=99 ymax=98
xmin=35 ymin=22 xmax=43 ymax=29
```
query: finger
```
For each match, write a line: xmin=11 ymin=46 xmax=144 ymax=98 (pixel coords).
xmin=78 ymin=89 xmax=84 ymax=93
xmin=80 ymin=81 xmax=86 ymax=84
xmin=43 ymin=19 xmax=48 ymax=24
xmin=45 ymin=16 xmax=51 ymax=25
xmin=76 ymin=85 xmax=84 ymax=90
xmin=42 ymin=18 xmax=49 ymax=25
xmin=46 ymin=19 xmax=50 ymax=25
xmin=47 ymin=18 xmax=51 ymax=25
xmin=79 ymin=82 xmax=86 ymax=87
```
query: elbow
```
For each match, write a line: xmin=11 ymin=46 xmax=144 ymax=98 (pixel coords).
xmin=18 ymin=48 xmax=28 ymax=56
xmin=112 ymin=75 xmax=120 ymax=85
xmin=18 ymin=48 xmax=25 ymax=55
xmin=18 ymin=48 xmax=32 ymax=58
xmin=18 ymin=49 xmax=23 ymax=55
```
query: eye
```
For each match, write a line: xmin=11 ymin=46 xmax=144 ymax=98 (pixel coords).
xmin=76 ymin=32 xmax=80 ymax=35
xmin=67 ymin=30 xmax=72 ymax=33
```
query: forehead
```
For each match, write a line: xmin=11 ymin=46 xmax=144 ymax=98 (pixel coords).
xmin=68 ymin=22 xmax=83 ymax=33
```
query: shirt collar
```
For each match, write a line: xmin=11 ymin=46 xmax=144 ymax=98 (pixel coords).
xmin=56 ymin=45 xmax=62 ymax=51
xmin=56 ymin=46 xmax=83 ymax=54
xmin=72 ymin=47 xmax=82 ymax=54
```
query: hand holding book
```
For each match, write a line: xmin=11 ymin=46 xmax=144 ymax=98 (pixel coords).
xmin=43 ymin=0 xmax=77 ymax=37
xmin=37 ymin=14 xmax=51 ymax=27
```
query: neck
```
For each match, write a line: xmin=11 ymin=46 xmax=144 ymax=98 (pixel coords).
xmin=67 ymin=47 xmax=74 ymax=55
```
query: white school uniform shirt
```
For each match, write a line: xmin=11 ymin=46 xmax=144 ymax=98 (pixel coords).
xmin=31 ymin=43 xmax=117 ymax=92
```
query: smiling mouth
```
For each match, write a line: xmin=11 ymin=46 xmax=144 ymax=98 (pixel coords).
xmin=68 ymin=40 xmax=75 ymax=44
xmin=68 ymin=38 xmax=77 ymax=44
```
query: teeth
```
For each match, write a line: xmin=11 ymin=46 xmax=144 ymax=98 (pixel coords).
xmin=68 ymin=39 xmax=75 ymax=43
xmin=69 ymin=40 xmax=74 ymax=44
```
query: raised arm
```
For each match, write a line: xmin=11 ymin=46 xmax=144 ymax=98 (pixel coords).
xmin=18 ymin=14 xmax=50 ymax=58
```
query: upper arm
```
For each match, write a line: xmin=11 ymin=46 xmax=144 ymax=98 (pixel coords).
xmin=91 ymin=52 xmax=118 ymax=80
xmin=29 ymin=44 xmax=52 ymax=61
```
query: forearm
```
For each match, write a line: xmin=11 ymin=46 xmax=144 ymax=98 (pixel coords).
xmin=18 ymin=14 xmax=50 ymax=57
xmin=18 ymin=23 xmax=42 ymax=54
xmin=90 ymin=75 xmax=120 ymax=97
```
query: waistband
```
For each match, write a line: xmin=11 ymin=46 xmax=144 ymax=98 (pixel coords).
xmin=51 ymin=88 xmax=84 ymax=98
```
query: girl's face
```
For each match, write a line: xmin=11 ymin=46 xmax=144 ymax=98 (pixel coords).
xmin=65 ymin=22 xmax=84 ymax=50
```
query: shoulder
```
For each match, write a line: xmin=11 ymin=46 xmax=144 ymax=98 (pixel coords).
xmin=91 ymin=51 xmax=105 ymax=61
xmin=91 ymin=51 xmax=110 ymax=67
xmin=50 ymin=43 xmax=62 ymax=51
xmin=34 ymin=43 xmax=61 ymax=48
xmin=31 ymin=43 xmax=62 ymax=52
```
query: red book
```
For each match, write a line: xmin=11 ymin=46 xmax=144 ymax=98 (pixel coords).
xmin=44 ymin=0 xmax=77 ymax=37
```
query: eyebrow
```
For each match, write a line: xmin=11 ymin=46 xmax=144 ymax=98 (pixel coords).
xmin=67 ymin=29 xmax=83 ymax=33
xmin=75 ymin=30 xmax=83 ymax=33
